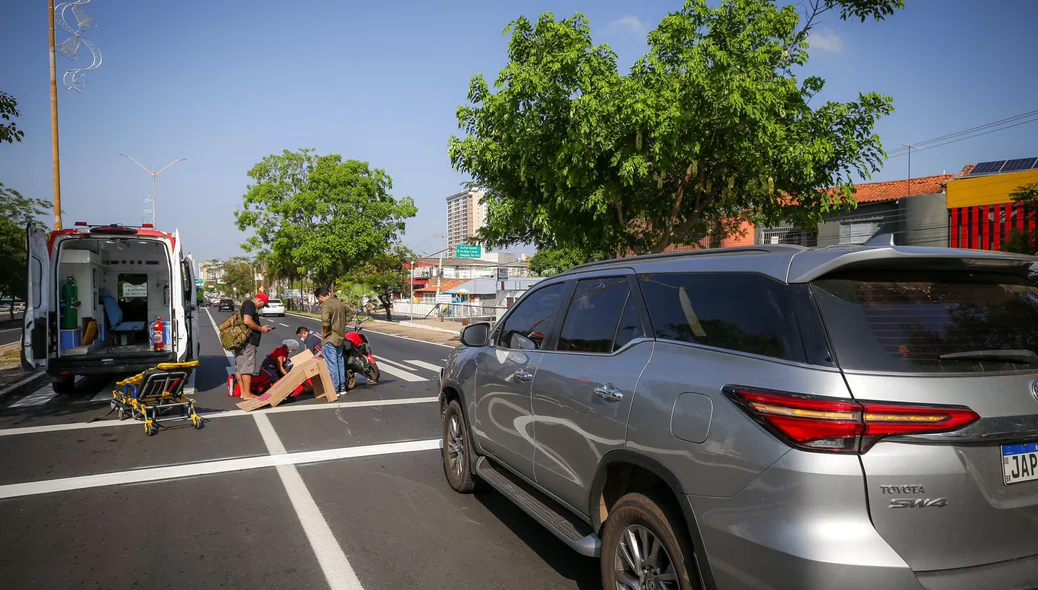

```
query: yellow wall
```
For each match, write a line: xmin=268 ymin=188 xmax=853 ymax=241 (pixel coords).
xmin=946 ymin=169 xmax=1038 ymax=208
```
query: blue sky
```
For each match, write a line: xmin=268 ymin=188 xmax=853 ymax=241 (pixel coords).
xmin=1 ymin=0 xmax=1036 ymax=261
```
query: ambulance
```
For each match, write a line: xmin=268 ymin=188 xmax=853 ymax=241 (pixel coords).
xmin=21 ymin=222 xmax=200 ymax=392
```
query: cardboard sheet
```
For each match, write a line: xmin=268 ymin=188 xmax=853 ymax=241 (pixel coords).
xmin=236 ymin=349 xmax=337 ymax=411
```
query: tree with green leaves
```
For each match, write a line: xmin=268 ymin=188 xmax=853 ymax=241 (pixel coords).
xmin=219 ymin=258 xmax=257 ymax=302
xmin=1 ymin=91 xmax=25 ymax=144
xmin=348 ymin=245 xmax=415 ymax=321
xmin=235 ymin=149 xmax=418 ymax=287
xmin=0 ymin=185 xmax=51 ymax=317
xmin=1001 ymin=183 xmax=1038 ymax=255
xmin=449 ymin=0 xmax=902 ymax=256
xmin=529 ymin=247 xmax=608 ymax=277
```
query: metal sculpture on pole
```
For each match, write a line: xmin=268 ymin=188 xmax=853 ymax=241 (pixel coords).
xmin=56 ymin=0 xmax=102 ymax=93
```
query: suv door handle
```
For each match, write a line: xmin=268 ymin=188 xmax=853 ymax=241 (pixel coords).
xmin=593 ymin=384 xmax=623 ymax=402
xmin=513 ymin=369 xmax=534 ymax=383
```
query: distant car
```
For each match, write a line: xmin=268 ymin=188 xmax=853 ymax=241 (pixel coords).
xmin=260 ymin=298 xmax=285 ymax=317
xmin=218 ymin=299 xmax=234 ymax=312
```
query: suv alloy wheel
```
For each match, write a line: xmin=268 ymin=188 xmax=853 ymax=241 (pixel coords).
xmin=442 ymin=399 xmax=481 ymax=493
xmin=600 ymin=492 xmax=698 ymax=590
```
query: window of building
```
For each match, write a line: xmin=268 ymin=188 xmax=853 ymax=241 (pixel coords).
xmin=839 ymin=221 xmax=882 ymax=245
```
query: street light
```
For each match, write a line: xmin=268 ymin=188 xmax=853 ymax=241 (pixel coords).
xmin=120 ymin=154 xmax=186 ymax=226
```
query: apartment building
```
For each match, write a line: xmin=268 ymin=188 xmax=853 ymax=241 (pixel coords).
xmin=446 ymin=188 xmax=487 ymax=252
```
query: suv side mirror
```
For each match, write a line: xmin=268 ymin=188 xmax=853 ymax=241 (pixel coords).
xmin=460 ymin=322 xmax=491 ymax=347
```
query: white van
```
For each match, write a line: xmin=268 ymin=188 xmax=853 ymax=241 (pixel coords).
xmin=21 ymin=222 xmax=200 ymax=392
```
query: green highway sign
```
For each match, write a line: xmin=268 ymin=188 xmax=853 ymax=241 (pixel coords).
xmin=456 ymin=244 xmax=482 ymax=259
xmin=195 ymin=279 xmax=204 ymax=287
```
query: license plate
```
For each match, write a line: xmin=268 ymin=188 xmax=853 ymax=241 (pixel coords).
xmin=1002 ymin=442 xmax=1038 ymax=485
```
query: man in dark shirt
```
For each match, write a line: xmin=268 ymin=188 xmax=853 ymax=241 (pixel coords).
xmin=296 ymin=326 xmax=322 ymax=355
xmin=235 ymin=293 xmax=272 ymax=400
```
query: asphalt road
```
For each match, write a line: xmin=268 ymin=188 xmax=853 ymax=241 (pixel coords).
xmin=0 ymin=308 xmax=600 ymax=589
xmin=0 ymin=314 xmax=24 ymax=347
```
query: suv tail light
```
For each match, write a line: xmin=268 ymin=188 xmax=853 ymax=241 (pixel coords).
xmin=723 ymin=386 xmax=979 ymax=454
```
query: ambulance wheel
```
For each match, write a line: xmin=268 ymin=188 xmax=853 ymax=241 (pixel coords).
xmin=52 ymin=374 xmax=75 ymax=394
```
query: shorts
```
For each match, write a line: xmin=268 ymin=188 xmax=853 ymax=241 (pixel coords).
xmin=235 ymin=343 xmax=258 ymax=375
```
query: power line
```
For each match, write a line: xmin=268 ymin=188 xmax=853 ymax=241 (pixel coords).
xmin=885 ymin=113 xmax=1038 ymax=159
xmin=886 ymin=109 xmax=1038 ymax=156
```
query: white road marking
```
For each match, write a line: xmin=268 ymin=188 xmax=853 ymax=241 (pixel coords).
xmin=211 ymin=307 xmax=364 ymax=590
xmin=11 ymin=385 xmax=58 ymax=408
xmin=404 ymin=359 xmax=443 ymax=373
xmin=0 ymin=327 xmax=21 ymax=333
xmin=372 ymin=360 xmax=427 ymax=383
xmin=0 ymin=438 xmax=442 ymax=500
xmin=0 ymin=397 xmax=437 ymax=437
xmin=279 ymin=322 xmax=290 ymax=327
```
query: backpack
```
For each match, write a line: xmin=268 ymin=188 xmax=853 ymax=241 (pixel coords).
xmin=218 ymin=311 xmax=251 ymax=350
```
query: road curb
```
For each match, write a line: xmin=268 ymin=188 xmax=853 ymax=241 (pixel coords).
xmin=397 ymin=321 xmax=459 ymax=335
xmin=0 ymin=371 xmax=47 ymax=401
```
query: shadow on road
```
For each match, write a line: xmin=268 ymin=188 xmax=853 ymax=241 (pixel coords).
xmin=475 ymin=492 xmax=601 ymax=590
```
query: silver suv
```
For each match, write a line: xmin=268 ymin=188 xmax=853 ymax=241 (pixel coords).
xmin=438 ymin=240 xmax=1038 ymax=590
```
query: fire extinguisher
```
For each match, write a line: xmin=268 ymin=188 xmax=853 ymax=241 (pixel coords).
xmin=152 ymin=317 xmax=165 ymax=352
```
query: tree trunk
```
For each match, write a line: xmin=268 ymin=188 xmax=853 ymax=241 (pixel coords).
xmin=382 ymin=297 xmax=393 ymax=322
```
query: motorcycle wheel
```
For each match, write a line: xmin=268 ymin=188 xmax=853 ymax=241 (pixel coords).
xmin=366 ymin=365 xmax=380 ymax=384
xmin=347 ymin=372 xmax=356 ymax=390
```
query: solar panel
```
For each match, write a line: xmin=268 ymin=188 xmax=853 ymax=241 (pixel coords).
xmin=1000 ymin=157 xmax=1038 ymax=173
xmin=969 ymin=160 xmax=1007 ymax=175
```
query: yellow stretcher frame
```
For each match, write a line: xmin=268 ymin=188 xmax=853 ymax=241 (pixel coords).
xmin=111 ymin=360 xmax=203 ymax=436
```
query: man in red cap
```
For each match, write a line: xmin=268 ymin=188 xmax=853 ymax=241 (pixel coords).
xmin=235 ymin=293 xmax=272 ymax=400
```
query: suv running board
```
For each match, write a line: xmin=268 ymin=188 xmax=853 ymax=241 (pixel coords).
xmin=475 ymin=456 xmax=601 ymax=557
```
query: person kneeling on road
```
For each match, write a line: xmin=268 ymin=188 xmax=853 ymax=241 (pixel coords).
xmin=295 ymin=326 xmax=323 ymax=355
xmin=260 ymin=339 xmax=299 ymax=384
xmin=235 ymin=293 xmax=273 ymax=401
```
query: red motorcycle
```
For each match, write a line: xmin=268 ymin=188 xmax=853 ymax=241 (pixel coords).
xmin=344 ymin=319 xmax=381 ymax=389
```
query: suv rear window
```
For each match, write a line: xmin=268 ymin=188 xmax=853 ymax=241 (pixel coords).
xmin=638 ymin=272 xmax=806 ymax=362
xmin=812 ymin=270 xmax=1038 ymax=373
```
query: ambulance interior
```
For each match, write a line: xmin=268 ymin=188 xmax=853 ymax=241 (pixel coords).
xmin=55 ymin=237 xmax=173 ymax=358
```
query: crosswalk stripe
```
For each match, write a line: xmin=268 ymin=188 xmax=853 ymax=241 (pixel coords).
xmin=90 ymin=390 xmax=111 ymax=403
xmin=404 ymin=359 xmax=443 ymax=373
xmin=372 ymin=355 xmax=414 ymax=371
xmin=375 ymin=363 xmax=427 ymax=383
xmin=11 ymin=385 xmax=58 ymax=408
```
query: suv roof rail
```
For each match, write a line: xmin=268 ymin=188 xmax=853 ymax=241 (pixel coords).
xmin=863 ymin=233 xmax=896 ymax=247
xmin=561 ymin=244 xmax=807 ymax=275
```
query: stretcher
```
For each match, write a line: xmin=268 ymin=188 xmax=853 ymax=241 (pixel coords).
xmin=110 ymin=360 xmax=203 ymax=436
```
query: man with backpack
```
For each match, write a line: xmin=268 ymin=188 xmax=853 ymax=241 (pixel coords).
xmin=235 ymin=293 xmax=272 ymax=400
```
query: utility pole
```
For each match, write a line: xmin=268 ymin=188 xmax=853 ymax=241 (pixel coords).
xmin=437 ymin=235 xmax=446 ymax=322
xmin=120 ymin=155 xmax=186 ymax=226
xmin=48 ymin=0 xmax=62 ymax=230
xmin=903 ymin=144 xmax=918 ymax=197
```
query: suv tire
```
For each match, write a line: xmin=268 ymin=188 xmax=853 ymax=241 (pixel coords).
xmin=600 ymin=492 xmax=698 ymax=590
xmin=442 ymin=399 xmax=482 ymax=493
